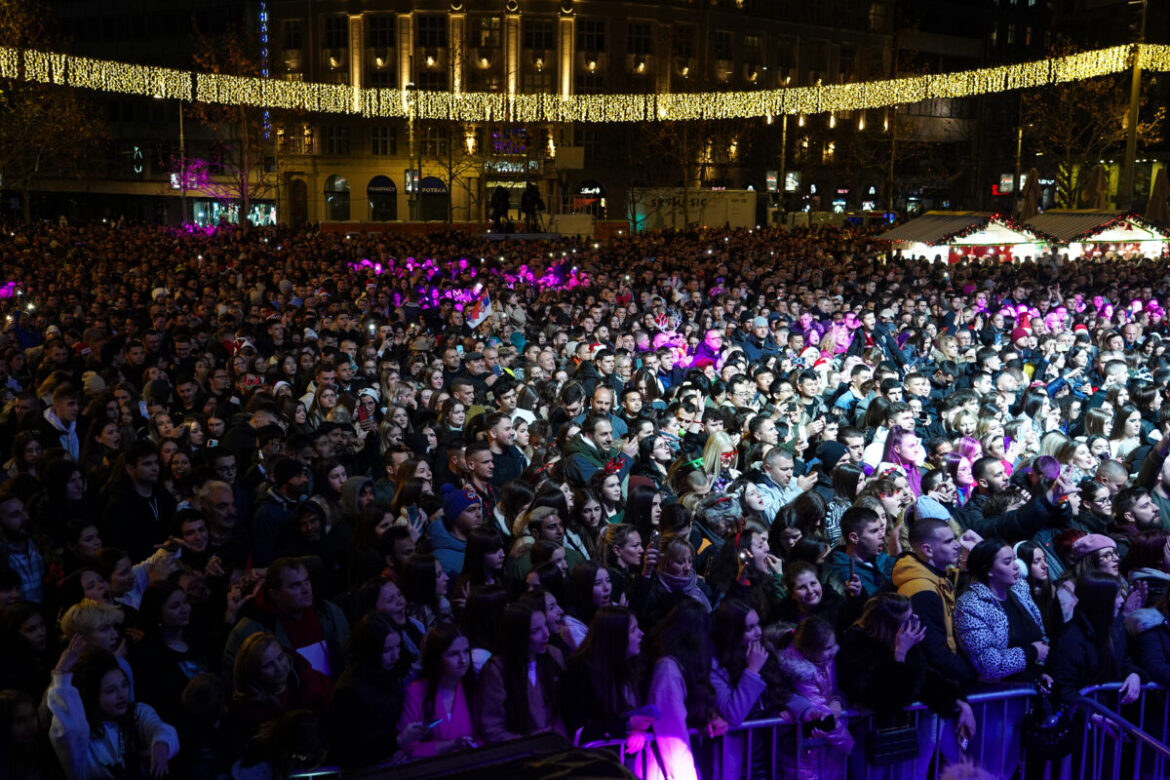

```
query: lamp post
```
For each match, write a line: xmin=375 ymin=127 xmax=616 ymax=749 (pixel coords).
xmin=1119 ymin=0 xmax=1148 ymax=211
xmin=178 ymin=101 xmax=187 ymax=225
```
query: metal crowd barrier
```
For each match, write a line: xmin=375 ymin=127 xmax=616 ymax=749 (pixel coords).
xmin=291 ymin=684 xmax=1170 ymax=779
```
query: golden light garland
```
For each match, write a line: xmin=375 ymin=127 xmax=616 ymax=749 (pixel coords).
xmin=0 ymin=43 xmax=1166 ymax=122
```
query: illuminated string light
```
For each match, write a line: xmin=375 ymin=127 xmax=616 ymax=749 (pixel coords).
xmin=2 ymin=44 xmax=1167 ymax=122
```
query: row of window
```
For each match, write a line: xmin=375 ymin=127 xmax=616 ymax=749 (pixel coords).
xmin=284 ymin=15 xmax=801 ymax=61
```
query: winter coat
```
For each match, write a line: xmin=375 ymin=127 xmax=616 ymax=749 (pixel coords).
xmin=954 ymin=580 xmax=1047 ymax=682
xmin=836 ymin=626 xmax=960 ymax=720
xmin=426 ymin=517 xmax=466 ymax=583
xmin=1049 ymin=612 xmax=1145 ymax=706
xmin=892 ymin=554 xmax=977 ymax=684
xmin=822 ymin=547 xmax=894 ymax=599
xmin=562 ymin=433 xmax=631 ymax=488
xmin=1125 ymin=608 xmax=1170 ymax=688
xmin=774 ymin=645 xmax=852 ymax=780
xmin=326 ymin=667 xmax=405 ymax=768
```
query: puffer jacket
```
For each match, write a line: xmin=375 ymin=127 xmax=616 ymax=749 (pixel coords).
xmin=954 ymin=580 xmax=1047 ymax=682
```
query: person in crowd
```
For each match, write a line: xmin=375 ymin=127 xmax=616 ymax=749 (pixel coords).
xmin=475 ymin=602 xmax=566 ymax=742
xmin=397 ymin=622 xmax=477 ymax=759
xmin=47 ymin=638 xmax=180 ymax=780
xmin=11 ymin=218 xmax=1170 ymax=777
xmin=326 ymin=612 xmax=421 ymax=768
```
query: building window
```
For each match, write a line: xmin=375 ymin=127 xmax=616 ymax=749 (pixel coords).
xmin=713 ymin=30 xmax=733 ymax=60
xmin=521 ymin=71 xmax=553 ymax=94
xmin=472 ymin=17 xmax=502 ymax=48
xmin=325 ymin=126 xmax=350 ymax=155
xmin=672 ymin=26 xmax=695 ymax=58
xmin=324 ymin=16 xmax=347 ymax=49
xmin=627 ymin=22 xmax=653 ymax=56
xmin=368 ymin=69 xmax=394 ymax=87
xmin=576 ymin=71 xmax=605 ymax=94
xmin=577 ymin=20 xmax=606 ymax=53
xmin=422 ymin=125 xmax=448 ymax=157
xmin=417 ymin=15 xmax=448 ymax=48
xmin=522 ymin=19 xmax=555 ymax=50
xmin=744 ymin=35 xmax=762 ymax=62
xmin=367 ymin=14 xmax=395 ymax=48
xmin=417 ymin=71 xmax=447 ymax=90
xmin=282 ymin=20 xmax=302 ymax=50
xmin=371 ymin=126 xmax=396 ymax=155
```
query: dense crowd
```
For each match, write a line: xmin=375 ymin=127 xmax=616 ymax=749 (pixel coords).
xmin=2 ymin=220 xmax=1170 ymax=779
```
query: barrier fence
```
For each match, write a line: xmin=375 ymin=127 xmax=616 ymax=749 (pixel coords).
xmin=289 ymin=683 xmax=1170 ymax=779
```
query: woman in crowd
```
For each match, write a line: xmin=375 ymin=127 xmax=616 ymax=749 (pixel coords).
xmin=561 ymin=605 xmax=647 ymax=746
xmin=130 ymin=581 xmax=213 ymax=725
xmin=955 ymin=539 xmax=1050 ymax=682
xmin=475 ymin=602 xmax=565 ymax=742
xmin=326 ymin=612 xmax=419 ymax=768
xmin=47 ymin=639 xmax=180 ymax=780
xmin=397 ymin=622 xmax=477 ymax=759
xmin=602 ymin=524 xmax=652 ymax=603
xmin=562 ymin=561 xmax=614 ymax=648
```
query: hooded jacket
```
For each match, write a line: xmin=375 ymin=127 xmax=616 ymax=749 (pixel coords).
xmin=562 ymin=433 xmax=630 ymax=487
xmin=892 ymin=554 xmax=977 ymax=683
xmin=427 ymin=514 xmax=466 ymax=582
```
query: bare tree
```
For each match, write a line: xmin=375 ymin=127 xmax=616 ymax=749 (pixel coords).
xmin=0 ymin=0 xmax=105 ymax=222
xmin=1023 ymin=41 xmax=1163 ymax=209
xmin=186 ymin=23 xmax=277 ymax=233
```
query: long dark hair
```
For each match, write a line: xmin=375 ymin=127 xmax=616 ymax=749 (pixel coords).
xmin=346 ymin=611 xmax=401 ymax=675
xmin=1074 ymin=573 xmax=1120 ymax=669
xmin=573 ymin=605 xmax=640 ymax=717
xmin=494 ymin=603 xmax=560 ymax=734
xmin=460 ymin=584 xmax=510 ymax=653
xmin=401 ymin=554 xmax=441 ymax=614
xmin=626 ymin=484 xmax=662 ymax=544
xmin=457 ymin=527 xmax=505 ymax=590
xmin=567 ymin=561 xmax=608 ymax=626
xmin=644 ymin=598 xmax=714 ymax=726
xmin=72 ymin=649 xmax=141 ymax=751
xmin=712 ymin=599 xmax=754 ymax=686
xmin=419 ymin=622 xmax=466 ymax=722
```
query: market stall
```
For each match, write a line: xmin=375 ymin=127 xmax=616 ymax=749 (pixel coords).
xmin=878 ymin=211 xmax=1050 ymax=262
xmin=1024 ymin=211 xmax=1169 ymax=259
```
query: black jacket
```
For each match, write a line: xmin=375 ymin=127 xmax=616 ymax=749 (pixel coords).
xmin=837 ymin=626 xmax=961 ymax=721
xmin=326 ymin=667 xmax=405 ymax=768
xmin=1049 ymin=612 xmax=1145 ymax=706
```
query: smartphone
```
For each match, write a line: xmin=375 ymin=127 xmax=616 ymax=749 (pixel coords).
xmin=848 ymin=558 xmax=856 ymax=581
xmin=649 ymin=529 xmax=661 ymax=551
xmin=407 ymin=505 xmax=421 ymax=525
xmin=357 ymin=405 xmax=371 ymax=422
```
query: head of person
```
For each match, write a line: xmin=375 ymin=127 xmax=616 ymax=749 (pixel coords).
xmin=71 ymin=650 xmax=133 ymax=725
xmin=263 ymin=558 xmax=314 ymax=618
xmin=840 ymin=507 xmax=884 ymax=561
xmin=1114 ymin=486 xmax=1161 ymax=531
xmin=909 ymin=517 xmax=961 ymax=570
xmin=965 ymin=538 xmax=1021 ymax=591
xmin=418 ymin=622 xmax=470 ymax=692
xmin=572 ymin=605 xmax=643 ymax=716
xmin=659 ymin=534 xmax=695 ymax=579
xmin=346 ymin=611 xmax=403 ymax=674
xmin=1073 ymin=573 xmax=1124 ymax=645
xmin=1070 ymin=533 xmax=1120 ymax=578
xmin=856 ymin=592 xmax=914 ymax=650
xmin=783 ymin=560 xmax=824 ymax=610
xmin=233 ymin=632 xmax=292 ymax=697
xmin=59 ymin=598 xmax=123 ymax=653
xmin=972 ymin=456 xmax=1010 ymax=494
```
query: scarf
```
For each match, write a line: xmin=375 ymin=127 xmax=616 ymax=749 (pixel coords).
xmin=658 ymin=569 xmax=712 ymax=612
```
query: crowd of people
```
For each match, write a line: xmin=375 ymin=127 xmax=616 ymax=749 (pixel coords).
xmin=1 ymin=219 xmax=1170 ymax=779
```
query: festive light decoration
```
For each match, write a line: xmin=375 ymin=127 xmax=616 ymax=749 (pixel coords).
xmin=0 ymin=44 xmax=1165 ymax=122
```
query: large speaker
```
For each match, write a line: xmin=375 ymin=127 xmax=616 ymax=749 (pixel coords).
xmin=350 ymin=734 xmax=635 ymax=779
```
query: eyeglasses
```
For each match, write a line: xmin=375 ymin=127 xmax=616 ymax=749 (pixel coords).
xmin=1098 ymin=550 xmax=1120 ymax=560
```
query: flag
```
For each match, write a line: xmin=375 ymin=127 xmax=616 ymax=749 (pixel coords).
xmin=466 ymin=289 xmax=493 ymax=329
